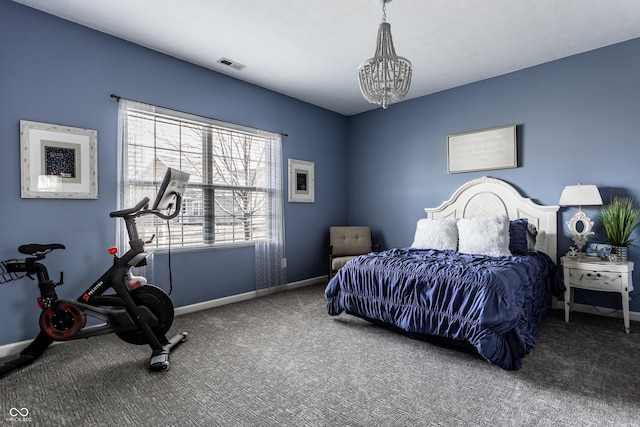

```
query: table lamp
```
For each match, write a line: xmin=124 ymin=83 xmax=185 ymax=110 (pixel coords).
xmin=558 ymin=183 xmax=603 ymax=253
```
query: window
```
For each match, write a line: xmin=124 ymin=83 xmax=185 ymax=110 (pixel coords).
xmin=117 ymin=100 xmax=282 ymax=251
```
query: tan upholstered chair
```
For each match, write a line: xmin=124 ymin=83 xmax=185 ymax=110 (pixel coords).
xmin=329 ymin=226 xmax=380 ymax=279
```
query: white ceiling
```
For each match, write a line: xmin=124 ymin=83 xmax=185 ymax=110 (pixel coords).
xmin=12 ymin=0 xmax=640 ymax=116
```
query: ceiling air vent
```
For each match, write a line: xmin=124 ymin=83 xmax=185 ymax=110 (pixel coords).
xmin=217 ymin=58 xmax=245 ymax=71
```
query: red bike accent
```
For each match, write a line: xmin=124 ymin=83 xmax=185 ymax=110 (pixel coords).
xmin=39 ymin=301 xmax=86 ymax=340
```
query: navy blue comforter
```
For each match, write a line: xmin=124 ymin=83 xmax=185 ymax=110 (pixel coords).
xmin=325 ymin=248 xmax=561 ymax=370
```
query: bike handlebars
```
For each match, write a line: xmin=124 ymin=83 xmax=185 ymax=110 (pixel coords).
xmin=110 ymin=197 xmax=150 ymax=218
xmin=109 ymin=194 xmax=183 ymax=221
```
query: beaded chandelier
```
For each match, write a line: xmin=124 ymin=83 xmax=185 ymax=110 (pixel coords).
xmin=358 ymin=0 xmax=412 ymax=109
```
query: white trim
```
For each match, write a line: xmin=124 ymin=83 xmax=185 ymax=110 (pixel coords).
xmin=0 ymin=339 xmax=37 ymax=358
xmin=175 ymin=276 xmax=325 ymax=316
xmin=0 ymin=276 xmax=327 ymax=358
xmin=551 ymin=300 xmax=640 ymax=324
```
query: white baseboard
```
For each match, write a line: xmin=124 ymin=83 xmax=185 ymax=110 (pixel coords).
xmin=0 ymin=276 xmax=328 ymax=358
xmin=552 ymin=298 xmax=640 ymax=323
xmin=0 ymin=339 xmax=38 ymax=359
xmin=174 ymin=275 xmax=327 ymax=316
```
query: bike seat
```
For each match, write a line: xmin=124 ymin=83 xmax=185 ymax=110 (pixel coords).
xmin=19 ymin=244 xmax=66 ymax=255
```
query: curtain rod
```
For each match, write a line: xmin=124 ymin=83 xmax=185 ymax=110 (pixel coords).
xmin=110 ymin=94 xmax=288 ymax=137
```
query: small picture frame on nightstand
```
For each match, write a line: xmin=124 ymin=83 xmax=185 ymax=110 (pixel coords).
xmin=585 ymin=243 xmax=612 ymax=259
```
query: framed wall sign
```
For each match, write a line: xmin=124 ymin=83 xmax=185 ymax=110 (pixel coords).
xmin=20 ymin=120 xmax=98 ymax=199
xmin=288 ymin=158 xmax=314 ymax=203
xmin=447 ymin=125 xmax=517 ymax=174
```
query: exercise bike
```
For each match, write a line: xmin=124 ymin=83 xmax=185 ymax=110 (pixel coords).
xmin=0 ymin=168 xmax=190 ymax=379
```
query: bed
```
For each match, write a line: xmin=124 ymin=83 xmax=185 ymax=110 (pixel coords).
xmin=325 ymin=176 xmax=563 ymax=370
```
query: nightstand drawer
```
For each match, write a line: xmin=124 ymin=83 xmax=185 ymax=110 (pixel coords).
xmin=561 ymin=256 xmax=634 ymax=333
xmin=566 ymin=268 xmax=623 ymax=291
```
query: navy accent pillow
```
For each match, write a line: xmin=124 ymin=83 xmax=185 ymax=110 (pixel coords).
xmin=509 ymin=218 xmax=529 ymax=255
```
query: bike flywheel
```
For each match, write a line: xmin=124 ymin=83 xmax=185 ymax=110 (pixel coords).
xmin=39 ymin=301 xmax=86 ymax=340
xmin=115 ymin=285 xmax=174 ymax=345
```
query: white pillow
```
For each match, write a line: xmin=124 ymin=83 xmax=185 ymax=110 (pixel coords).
xmin=534 ymin=230 xmax=547 ymax=253
xmin=411 ymin=218 xmax=458 ymax=250
xmin=457 ymin=215 xmax=511 ymax=257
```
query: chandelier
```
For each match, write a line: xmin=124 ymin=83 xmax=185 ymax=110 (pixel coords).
xmin=358 ymin=0 xmax=412 ymax=109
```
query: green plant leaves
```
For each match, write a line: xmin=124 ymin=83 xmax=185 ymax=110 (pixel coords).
xmin=600 ymin=196 xmax=639 ymax=246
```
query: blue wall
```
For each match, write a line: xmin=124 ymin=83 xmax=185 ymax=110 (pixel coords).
xmin=2 ymin=1 xmax=640 ymax=346
xmin=349 ymin=37 xmax=640 ymax=313
xmin=0 ymin=2 xmax=348 ymax=345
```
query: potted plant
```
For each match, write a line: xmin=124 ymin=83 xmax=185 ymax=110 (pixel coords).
xmin=600 ymin=196 xmax=639 ymax=261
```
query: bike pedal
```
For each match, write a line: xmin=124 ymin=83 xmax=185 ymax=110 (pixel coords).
xmin=149 ymin=354 xmax=170 ymax=372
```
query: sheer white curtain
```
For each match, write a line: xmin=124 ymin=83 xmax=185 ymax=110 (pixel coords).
xmin=255 ymin=131 xmax=286 ymax=290
xmin=116 ymin=99 xmax=156 ymax=281
xmin=116 ymin=99 xmax=154 ymax=252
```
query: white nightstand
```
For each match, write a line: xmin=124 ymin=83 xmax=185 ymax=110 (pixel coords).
xmin=561 ymin=256 xmax=634 ymax=333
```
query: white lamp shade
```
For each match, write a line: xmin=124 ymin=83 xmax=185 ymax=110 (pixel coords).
xmin=558 ymin=184 xmax=603 ymax=207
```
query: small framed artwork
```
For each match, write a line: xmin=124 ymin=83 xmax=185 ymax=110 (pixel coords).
xmin=20 ymin=120 xmax=98 ymax=199
xmin=288 ymin=158 xmax=314 ymax=203
xmin=585 ymin=243 xmax=612 ymax=259
xmin=447 ymin=125 xmax=517 ymax=174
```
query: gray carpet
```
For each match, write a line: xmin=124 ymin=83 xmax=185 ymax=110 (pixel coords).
xmin=1 ymin=283 xmax=639 ymax=426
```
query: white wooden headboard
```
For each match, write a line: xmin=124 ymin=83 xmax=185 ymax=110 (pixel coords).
xmin=424 ymin=176 xmax=559 ymax=261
